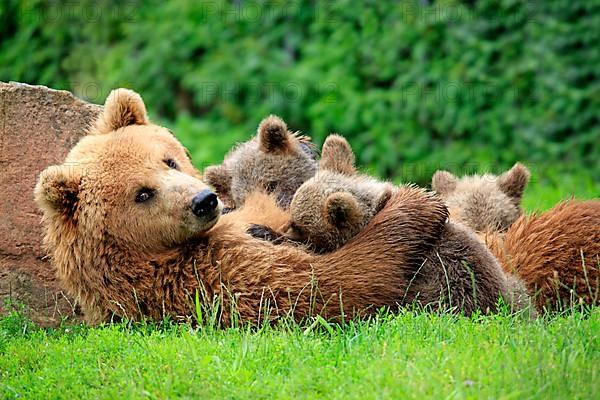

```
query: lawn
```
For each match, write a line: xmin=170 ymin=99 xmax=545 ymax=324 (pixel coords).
xmin=1 ymin=177 xmax=598 ymax=400
xmin=1 ymin=308 xmax=598 ymax=399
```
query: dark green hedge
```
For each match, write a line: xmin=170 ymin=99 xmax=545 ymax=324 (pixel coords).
xmin=2 ymin=0 xmax=599 ymax=184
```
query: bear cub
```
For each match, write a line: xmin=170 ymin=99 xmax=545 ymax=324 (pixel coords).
xmin=431 ymin=163 xmax=531 ymax=234
xmin=277 ymin=134 xmax=394 ymax=252
xmin=204 ymin=115 xmax=318 ymax=210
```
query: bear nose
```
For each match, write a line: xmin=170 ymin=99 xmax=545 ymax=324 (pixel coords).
xmin=191 ymin=190 xmax=218 ymax=217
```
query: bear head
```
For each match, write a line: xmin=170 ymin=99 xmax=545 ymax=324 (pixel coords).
xmin=285 ymin=134 xmax=393 ymax=252
xmin=431 ymin=163 xmax=530 ymax=234
xmin=35 ymin=88 xmax=222 ymax=255
xmin=203 ymin=115 xmax=317 ymax=210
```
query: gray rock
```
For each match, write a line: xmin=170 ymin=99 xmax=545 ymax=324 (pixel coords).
xmin=0 ymin=82 xmax=101 ymax=326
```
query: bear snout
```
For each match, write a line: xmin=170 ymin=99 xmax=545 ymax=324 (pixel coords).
xmin=191 ymin=189 xmax=219 ymax=217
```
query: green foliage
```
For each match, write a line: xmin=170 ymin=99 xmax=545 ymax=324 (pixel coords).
xmin=1 ymin=309 xmax=598 ymax=398
xmin=1 ymin=0 xmax=598 ymax=188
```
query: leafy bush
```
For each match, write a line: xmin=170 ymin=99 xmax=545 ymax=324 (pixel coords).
xmin=1 ymin=0 xmax=598 ymax=186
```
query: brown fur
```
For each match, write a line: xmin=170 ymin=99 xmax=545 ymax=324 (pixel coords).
xmin=35 ymin=89 xmax=479 ymax=325
xmin=253 ymin=135 xmax=531 ymax=314
xmin=486 ymin=200 xmax=600 ymax=311
xmin=432 ymin=163 xmax=531 ymax=234
xmin=406 ymin=222 xmax=532 ymax=314
xmin=204 ymin=115 xmax=317 ymax=210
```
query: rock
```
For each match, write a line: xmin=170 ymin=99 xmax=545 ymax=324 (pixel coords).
xmin=0 ymin=82 xmax=101 ymax=326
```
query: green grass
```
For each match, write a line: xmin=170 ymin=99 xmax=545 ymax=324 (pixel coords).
xmin=1 ymin=308 xmax=598 ymax=399
xmin=521 ymin=168 xmax=598 ymax=212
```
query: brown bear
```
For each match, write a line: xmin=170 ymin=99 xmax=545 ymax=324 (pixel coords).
xmin=431 ymin=163 xmax=531 ymax=235
xmin=35 ymin=88 xmax=474 ymax=325
xmin=251 ymin=135 xmax=532 ymax=315
xmin=203 ymin=115 xmax=318 ymax=210
xmin=486 ymin=200 xmax=600 ymax=310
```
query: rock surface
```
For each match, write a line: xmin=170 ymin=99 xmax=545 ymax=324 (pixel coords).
xmin=0 ymin=82 xmax=101 ymax=325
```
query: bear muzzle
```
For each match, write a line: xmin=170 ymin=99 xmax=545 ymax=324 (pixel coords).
xmin=191 ymin=189 xmax=219 ymax=218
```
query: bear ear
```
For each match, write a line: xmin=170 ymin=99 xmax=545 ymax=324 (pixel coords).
xmin=498 ymin=162 xmax=530 ymax=203
xmin=431 ymin=170 xmax=458 ymax=196
xmin=319 ymin=134 xmax=356 ymax=175
xmin=324 ymin=192 xmax=362 ymax=228
xmin=204 ymin=164 xmax=232 ymax=198
xmin=34 ymin=164 xmax=81 ymax=217
xmin=257 ymin=115 xmax=291 ymax=154
xmin=375 ymin=185 xmax=394 ymax=213
xmin=94 ymin=88 xmax=149 ymax=134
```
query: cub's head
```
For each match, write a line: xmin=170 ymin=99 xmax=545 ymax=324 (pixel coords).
xmin=431 ymin=163 xmax=530 ymax=234
xmin=286 ymin=135 xmax=392 ymax=252
xmin=35 ymin=89 xmax=221 ymax=254
xmin=204 ymin=115 xmax=317 ymax=210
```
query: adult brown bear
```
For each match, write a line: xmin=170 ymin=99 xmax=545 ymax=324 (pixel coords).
xmin=35 ymin=89 xmax=458 ymax=325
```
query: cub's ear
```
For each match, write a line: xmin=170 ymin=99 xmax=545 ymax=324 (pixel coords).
xmin=204 ymin=164 xmax=232 ymax=199
xmin=324 ymin=192 xmax=363 ymax=228
xmin=257 ymin=115 xmax=291 ymax=154
xmin=319 ymin=134 xmax=356 ymax=175
xmin=431 ymin=170 xmax=458 ymax=196
xmin=34 ymin=164 xmax=81 ymax=217
xmin=375 ymin=185 xmax=394 ymax=213
xmin=498 ymin=162 xmax=530 ymax=204
xmin=94 ymin=88 xmax=149 ymax=134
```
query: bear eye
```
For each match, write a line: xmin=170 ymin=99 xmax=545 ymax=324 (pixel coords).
xmin=285 ymin=222 xmax=306 ymax=242
xmin=135 ymin=188 xmax=155 ymax=203
xmin=264 ymin=181 xmax=277 ymax=193
xmin=164 ymin=158 xmax=179 ymax=170
xmin=289 ymin=222 xmax=303 ymax=235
